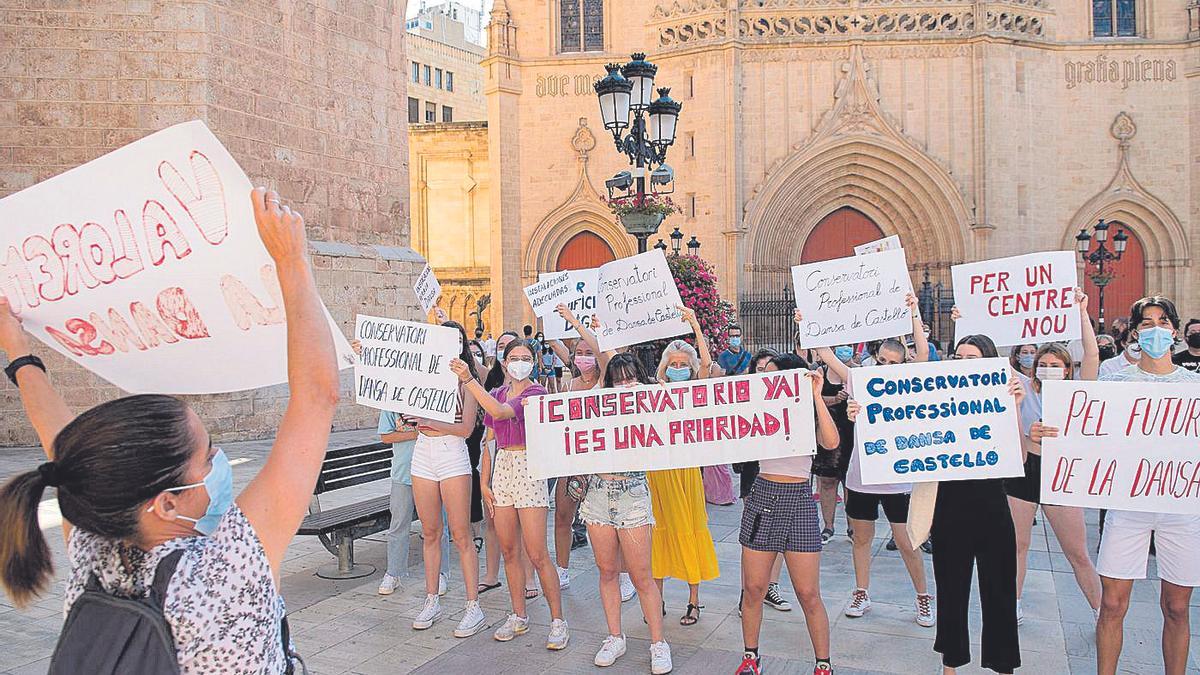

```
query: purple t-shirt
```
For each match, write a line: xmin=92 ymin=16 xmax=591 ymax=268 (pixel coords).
xmin=483 ymin=382 xmax=547 ymax=449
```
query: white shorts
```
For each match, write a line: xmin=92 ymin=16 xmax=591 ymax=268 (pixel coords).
xmin=410 ymin=434 xmax=472 ymax=482
xmin=1097 ymin=511 xmax=1200 ymax=587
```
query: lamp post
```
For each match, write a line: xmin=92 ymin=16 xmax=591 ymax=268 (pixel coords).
xmin=1075 ymin=219 xmax=1129 ymax=332
xmin=595 ymin=53 xmax=682 ymax=253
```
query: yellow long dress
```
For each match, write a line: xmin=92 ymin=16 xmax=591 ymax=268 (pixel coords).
xmin=648 ymin=467 xmax=720 ymax=583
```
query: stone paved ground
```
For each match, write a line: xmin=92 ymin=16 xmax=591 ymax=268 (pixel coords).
xmin=1 ymin=430 xmax=1195 ymax=674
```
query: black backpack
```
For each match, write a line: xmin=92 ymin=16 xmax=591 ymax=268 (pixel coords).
xmin=49 ymin=550 xmax=303 ymax=674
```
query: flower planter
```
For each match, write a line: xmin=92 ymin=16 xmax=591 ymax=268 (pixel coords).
xmin=618 ymin=211 xmax=666 ymax=238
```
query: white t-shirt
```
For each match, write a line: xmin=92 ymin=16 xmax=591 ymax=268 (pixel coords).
xmin=1098 ymin=349 xmax=1139 ymax=379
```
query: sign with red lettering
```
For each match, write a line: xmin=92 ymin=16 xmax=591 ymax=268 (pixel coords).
xmin=0 ymin=121 xmax=352 ymax=393
xmin=951 ymin=251 xmax=1080 ymax=347
xmin=524 ymin=371 xmax=818 ymax=479
xmin=1040 ymin=381 xmax=1200 ymax=515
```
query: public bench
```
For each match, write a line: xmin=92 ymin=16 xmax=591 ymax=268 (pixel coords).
xmin=297 ymin=442 xmax=393 ymax=579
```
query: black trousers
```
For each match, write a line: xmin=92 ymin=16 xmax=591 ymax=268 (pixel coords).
xmin=931 ymin=479 xmax=1020 ymax=672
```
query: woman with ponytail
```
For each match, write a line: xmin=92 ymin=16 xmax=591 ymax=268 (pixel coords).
xmin=0 ymin=188 xmax=340 ymax=673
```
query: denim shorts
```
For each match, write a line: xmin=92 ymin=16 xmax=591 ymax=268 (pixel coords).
xmin=579 ymin=475 xmax=654 ymax=529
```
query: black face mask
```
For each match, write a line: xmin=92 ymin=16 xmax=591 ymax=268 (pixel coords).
xmin=1098 ymin=345 xmax=1116 ymax=361
xmin=1187 ymin=334 xmax=1200 ymax=349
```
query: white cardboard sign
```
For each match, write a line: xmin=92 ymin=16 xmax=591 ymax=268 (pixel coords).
xmin=791 ymin=249 xmax=914 ymax=349
xmin=595 ymin=250 xmax=690 ymax=352
xmin=854 ymin=235 xmax=901 ymax=256
xmin=540 ymin=269 xmax=599 ymax=341
xmin=852 ymin=357 xmax=1024 ymax=484
xmin=951 ymin=251 xmax=1080 ymax=347
xmin=525 ymin=370 xmax=817 ymax=479
xmin=354 ymin=314 xmax=460 ymax=423
xmin=413 ymin=263 xmax=442 ymax=315
xmin=1040 ymin=381 xmax=1200 ymax=515
xmin=524 ymin=271 xmax=573 ymax=318
xmin=0 ymin=120 xmax=352 ymax=394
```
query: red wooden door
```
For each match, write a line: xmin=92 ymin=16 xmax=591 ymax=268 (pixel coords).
xmin=800 ymin=207 xmax=886 ymax=263
xmin=557 ymin=231 xmax=615 ymax=271
xmin=1083 ymin=225 xmax=1146 ymax=329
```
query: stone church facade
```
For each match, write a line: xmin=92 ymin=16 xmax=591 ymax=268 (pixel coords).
xmin=482 ymin=0 xmax=1199 ymax=345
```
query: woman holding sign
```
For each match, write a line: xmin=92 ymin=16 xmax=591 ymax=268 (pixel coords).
xmin=454 ymin=340 xmax=571 ymax=651
xmin=0 ymin=188 xmax=335 ymax=672
xmin=649 ymin=307 xmax=720 ymax=627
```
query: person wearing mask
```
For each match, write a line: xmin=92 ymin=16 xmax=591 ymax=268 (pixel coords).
xmin=466 ymin=341 xmax=489 ymax=568
xmin=1006 ymin=292 xmax=1102 ymax=624
xmin=1008 ymin=344 xmax=1037 ymax=381
xmin=0 ymin=189 xmax=336 ymax=672
xmin=1099 ymin=327 xmax=1140 ymax=378
xmin=717 ymin=324 xmax=753 ymax=375
xmin=736 ymin=354 xmax=841 ymax=675
xmin=455 ymin=340 xmax=570 ymax=650
xmin=1096 ymin=333 xmax=1118 ymax=363
xmin=584 ymin=353 xmax=674 ymax=673
xmin=1038 ymin=296 xmax=1199 ymax=675
xmin=541 ymin=345 xmax=558 ymax=393
xmin=479 ymin=331 xmax=528 ymax=597
xmin=815 ymin=343 xmax=856 ymax=544
xmin=650 ymin=308 xmax=720 ymax=626
xmin=924 ymin=322 xmax=943 ymax=361
xmin=1171 ymin=318 xmax=1200 ymax=372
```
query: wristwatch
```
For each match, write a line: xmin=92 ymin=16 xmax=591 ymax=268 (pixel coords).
xmin=5 ymin=355 xmax=46 ymax=386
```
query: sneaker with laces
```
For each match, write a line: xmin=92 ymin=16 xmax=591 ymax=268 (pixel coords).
xmin=377 ymin=573 xmax=400 ymax=596
xmin=557 ymin=565 xmax=571 ymax=589
xmin=915 ymin=593 xmax=936 ymax=627
xmin=619 ymin=573 xmax=636 ymax=602
xmin=820 ymin=528 xmax=835 ymax=545
xmin=843 ymin=588 xmax=871 ymax=618
xmin=650 ymin=640 xmax=673 ymax=674
xmin=813 ymin=660 xmax=833 ymax=675
xmin=763 ymin=583 xmax=792 ymax=612
xmin=438 ymin=572 xmax=448 ymax=596
xmin=412 ymin=594 xmax=441 ymax=630
xmin=453 ymin=601 xmax=486 ymax=638
xmin=546 ymin=618 xmax=570 ymax=650
xmin=1016 ymin=599 xmax=1024 ymax=626
xmin=735 ymin=652 xmax=762 ymax=675
xmin=593 ymin=634 xmax=627 ymax=667
xmin=493 ymin=613 xmax=529 ymax=641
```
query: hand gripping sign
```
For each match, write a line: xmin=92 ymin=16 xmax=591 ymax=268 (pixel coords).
xmin=0 ymin=121 xmax=352 ymax=393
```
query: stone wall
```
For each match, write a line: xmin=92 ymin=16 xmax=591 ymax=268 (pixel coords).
xmin=0 ymin=0 xmax=417 ymax=446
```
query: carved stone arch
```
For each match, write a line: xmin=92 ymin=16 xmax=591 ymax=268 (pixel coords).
xmin=525 ymin=204 xmax=635 ymax=278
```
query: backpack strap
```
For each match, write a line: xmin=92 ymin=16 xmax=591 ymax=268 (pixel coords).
xmin=149 ymin=550 xmax=186 ymax=610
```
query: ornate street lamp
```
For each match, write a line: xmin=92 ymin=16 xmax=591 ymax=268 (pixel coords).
xmin=687 ymin=236 xmax=701 ymax=254
xmin=653 ymin=239 xmax=668 ymax=252
xmin=595 ymin=53 xmax=683 ymax=253
xmin=669 ymin=227 xmax=684 ymax=255
xmin=1075 ymin=219 xmax=1129 ymax=331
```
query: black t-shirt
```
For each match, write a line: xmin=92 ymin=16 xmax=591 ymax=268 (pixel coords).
xmin=1172 ymin=350 xmax=1200 ymax=373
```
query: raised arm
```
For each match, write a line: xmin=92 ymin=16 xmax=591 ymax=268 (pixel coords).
xmin=795 ymin=308 xmax=851 ymax=382
xmin=236 ymin=188 xmax=341 ymax=578
xmin=414 ymin=382 xmax=480 ymax=437
xmin=679 ymin=306 xmax=712 ymax=379
xmin=908 ymin=293 xmax=930 ymax=363
xmin=808 ymin=368 xmax=840 ymax=450
xmin=453 ymin=358 xmax=517 ymax=421
xmin=1077 ymin=289 xmax=1100 ymax=381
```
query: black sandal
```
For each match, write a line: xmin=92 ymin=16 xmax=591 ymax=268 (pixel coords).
xmin=680 ymin=603 xmax=703 ymax=626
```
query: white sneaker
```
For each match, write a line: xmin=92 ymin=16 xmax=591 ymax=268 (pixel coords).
xmin=493 ymin=613 xmax=529 ymax=641
xmin=844 ymin=588 xmax=871 ymax=618
xmin=916 ymin=593 xmax=936 ymax=627
xmin=546 ymin=618 xmax=570 ymax=650
xmin=412 ymin=594 xmax=441 ymax=630
xmin=438 ymin=572 xmax=448 ymax=596
xmin=619 ymin=573 xmax=636 ymax=602
xmin=377 ymin=573 xmax=400 ymax=595
xmin=650 ymin=640 xmax=673 ymax=674
xmin=1016 ymin=599 xmax=1024 ymax=626
xmin=557 ymin=565 xmax=570 ymax=589
xmin=593 ymin=634 xmax=627 ymax=667
xmin=453 ymin=601 xmax=486 ymax=638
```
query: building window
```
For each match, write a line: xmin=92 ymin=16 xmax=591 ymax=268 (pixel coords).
xmin=411 ymin=61 xmax=420 ymax=83
xmin=446 ymin=71 xmax=454 ymax=92
xmin=1093 ymin=0 xmax=1136 ymax=36
xmin=435 ymin=68 xmax=443 ymax=89
xmin=443 ymin=106 xmax=453 ymax=122
xmin=423 ymin=64 xmax=432 ymax=85
xmin=408 ymin=97 xmax=419 ymax=123
xmin=425 ymin=102 xmax=436 ymax=123
xmin=559 ymin=0 xmax=603 ymax=53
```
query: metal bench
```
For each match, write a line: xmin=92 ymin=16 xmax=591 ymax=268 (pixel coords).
xmin=298 ymin=442 xmax=393 ymax=580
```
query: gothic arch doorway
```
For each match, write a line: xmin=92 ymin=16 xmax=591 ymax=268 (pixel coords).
xmin=801 ymin=207 xmax=885 ymax=263
xmin=557 ymin=230 xmax=615 ymax=271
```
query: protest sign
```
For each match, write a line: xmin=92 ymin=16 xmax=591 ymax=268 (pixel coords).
xmin=413 ymin=264 xmax=442 ymax=315
xmin=524 ymin=271 xmax=573 ymax=318
xmin=854 ymin=235 xmax=901 ymax=256
xmin=852 ymin=357 xmax=1023 ymax=484
xmin=541 ymin=269 xmax=598 ymax=341
xmin=0 ymin=120 xmax=352 ymax=394
xmin=526 ymin=370 xmax=817 ymax=479
xmin=354 ymin=314 xmax=461 ymax=423
xmin=951 ymin=251 xmax=1080 ymax=346
xmin=791 ymin=249 xmax=914 ymax=349
xmin=1040 ymin=381 xmax=1200 ymax=515
xmin=595 ymin=250 xmax=690 ymax=352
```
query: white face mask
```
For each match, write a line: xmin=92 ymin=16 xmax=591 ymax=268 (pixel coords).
xmin=506 ymin=360 xmax=534 ymax=381
xmin=1036 ymin=365 xmax=1066 ymax=381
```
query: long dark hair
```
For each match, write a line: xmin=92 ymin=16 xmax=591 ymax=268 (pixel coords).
xmin=604 ymin=352 xmax=653 ymax=387
xmin=485 ymin=330 xmax=520 ymax=390
xmin=954 ymin=334 xmax=999 ymax=358
xmin=768 ymin=353 xmax=808 ymax=372
xmin=0 ymin=395 xmax=196 ymax=608
xmin=748 ymin=348 xmax=779 ymax=374
xmin=442 ymin=320 xmax=478 ymax=382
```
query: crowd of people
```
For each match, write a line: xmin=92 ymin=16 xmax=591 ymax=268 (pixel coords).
xmin=0 ymin=190 xmax=1194 ymax=675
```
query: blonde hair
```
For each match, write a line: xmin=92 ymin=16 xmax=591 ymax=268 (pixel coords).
xmin=1032 ymin=343 xmax=1074 ymax=393
xmin=657 ymin=339 xmax=701 ymax=381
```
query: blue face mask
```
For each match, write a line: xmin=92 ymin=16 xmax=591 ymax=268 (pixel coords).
xmin=1137 ymin=326 xmax=1175 ymax=360
xmin=665 ymin=366 xmax=692 ymax=382
xmin=834 ymin=346 xmax=854 ymax=362
xmin=728 ymin=337 xmax=742 ymax=349
xmin=158 ymin=449 xmax=234 ymax=536
xmin=1018 ymin=354 xmax=1035 ymax=369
